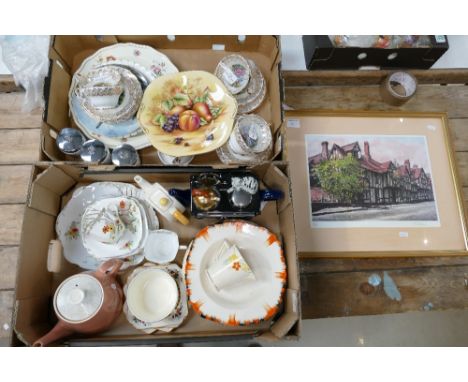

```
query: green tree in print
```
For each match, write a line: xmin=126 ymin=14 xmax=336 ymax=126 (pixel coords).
xmin=315 ymin=155 xmax=364 ymax=203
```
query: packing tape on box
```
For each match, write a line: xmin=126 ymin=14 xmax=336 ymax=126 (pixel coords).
xmin=380 ymin=71 xmax=418 ymax=106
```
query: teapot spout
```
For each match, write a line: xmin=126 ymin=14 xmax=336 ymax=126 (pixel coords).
xmin=33 ymin=322 xmax=74 ymax=347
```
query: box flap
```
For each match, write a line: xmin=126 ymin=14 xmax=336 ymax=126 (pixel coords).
xmin=29 ymin=166 xmax=78 ymax=216
xmin=45 ymin=60 xmax=71 ymax=130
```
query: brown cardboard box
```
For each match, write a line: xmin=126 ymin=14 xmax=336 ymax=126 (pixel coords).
xmin=13 ymin=163 xmax=300 ymax=346
xmin=41 ymin=35 xmax=283 ymax=166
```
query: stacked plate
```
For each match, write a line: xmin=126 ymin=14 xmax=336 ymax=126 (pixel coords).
xmin=124 ymin=263 xmax=188 ymax=333
xmin=81 ymin=196 xmax=149 ymax=262
xmin=216 ymin=114 xmax=273 ymax=164
xmin=215 ymin=55 xmax=267 ymax=114
xmin=69 ymin=43 xmax=179 ymax=150
xmin=56 ymin=182 xmax=159 ymax=270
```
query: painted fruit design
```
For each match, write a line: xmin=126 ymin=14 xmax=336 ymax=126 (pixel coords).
xmin=152 ymin=88 xmax=222 ymax=136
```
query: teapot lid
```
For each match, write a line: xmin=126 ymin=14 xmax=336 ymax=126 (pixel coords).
xmin=54 ymin=274 xmax=104 ymax=323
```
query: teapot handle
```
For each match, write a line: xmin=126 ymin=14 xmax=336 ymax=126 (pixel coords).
xmin=97 ymin=259 xmax=123 ymax=277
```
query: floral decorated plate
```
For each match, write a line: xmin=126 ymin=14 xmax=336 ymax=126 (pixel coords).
xmin=235 ymin=59 xmax=267 ymax=114
xmin=215 ymin=55 xmax=251 ymax=95
xmin=124 ymin=263 xmax=188 ymax=333
xmin=183 ymin=221 xmax=286 ymax=326
xmin=69 ymin=43 xmax=179 ymax=149
xmin=138 ymin=71 xmax=237 ymax=157
xmin=56 ymin=182 xmax=159 ymax=270
xmin=81 ymin=197 xmax=147 ymax=260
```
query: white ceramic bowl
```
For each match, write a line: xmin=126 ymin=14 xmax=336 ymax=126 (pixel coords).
xmin=143 ymin=229 xmax=179 ymax=264
xmin=126 ymin=268 xmax=179 ymax=323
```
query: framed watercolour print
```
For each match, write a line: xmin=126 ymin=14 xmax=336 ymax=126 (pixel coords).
xmin=285 ymin=111 xmax=468 ymax=257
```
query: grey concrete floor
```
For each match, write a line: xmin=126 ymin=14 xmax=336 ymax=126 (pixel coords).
xmin=185 ymin=310 xmax=468 ymax=346
xmin=272 ymin=310 xmax=468 ymax=346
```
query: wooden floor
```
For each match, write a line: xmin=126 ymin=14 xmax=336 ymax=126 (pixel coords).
xmin=2 ymin=70 xmax=468 ymax=345
xmin=285 ymin=69 xmax=468 ymax=320
xmin=0 ymin=85 xmax=42 ymax=344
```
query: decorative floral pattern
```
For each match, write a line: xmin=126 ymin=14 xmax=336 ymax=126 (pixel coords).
xmin=65 ymin=222 xmax=80 ymax=240
xmin=102 ymin=224 xmax=115 ymax=234
xmin=121 ymin=240 xmax=133 ymax=250
xmin=232 ymin=261 xmax=241 ymax=271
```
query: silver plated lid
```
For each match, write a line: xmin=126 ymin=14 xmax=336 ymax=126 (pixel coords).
xmin=112 ymin=144 xmax=140 ymax=166
xmin=80 ymin=139 xmax=110 ymax=163
xmin=56 ymin=128 xmax=85 ymax=155
xmin=54 ymin=274 xmax=103 ymax=323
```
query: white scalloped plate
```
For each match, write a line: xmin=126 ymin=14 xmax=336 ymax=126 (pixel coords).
xmin=184 ymin=221 xmax=286 ymax=326
xmin=69 ymin=43 xmax=179 ymax=149
xmin=56 ymin=182 xmax=159 ymax=270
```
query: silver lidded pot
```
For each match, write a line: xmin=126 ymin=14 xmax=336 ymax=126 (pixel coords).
xmin=80 ymin=139 xmax=112 ymax=164
xmin=56 ymin=128 xmax=85 ymax=156
xmin=111 ymin=144 xmax=140 ymax=166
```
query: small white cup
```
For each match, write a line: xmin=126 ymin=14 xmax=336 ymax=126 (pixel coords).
xmin=206 ymin=242 xmax=255 ymax=291
xmin=144 ymin=230 xmax=179 ymax=264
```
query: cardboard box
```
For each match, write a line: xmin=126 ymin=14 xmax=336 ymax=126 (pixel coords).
xmin=41 ymin=35 xmax=284 ymax=166
xmin=13 ymin=163 xmax=300 ymax=346
xmin=302 ymin=35 xmax=449 ymax=70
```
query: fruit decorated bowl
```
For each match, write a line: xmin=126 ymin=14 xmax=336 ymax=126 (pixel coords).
xmin=137 ymin=71 xmax=237 ymax=157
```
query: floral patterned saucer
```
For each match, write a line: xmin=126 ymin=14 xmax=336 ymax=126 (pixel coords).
xmin=124 ymin=263 xmax=188 ymax=333
xmin=138 ymin=71 xmax=237 ymax=157
xmin=234 ymin=60 xmax=267 ymax=114
xmin=69 ymin=43 xmax=179 ymax=149
xmin=183 ymin=221 xmax=286 ymax=326
xmin=56 ymin=182 xmax=159 ymax=270
xmin=215 ymin=55 xmax=251 ymax=95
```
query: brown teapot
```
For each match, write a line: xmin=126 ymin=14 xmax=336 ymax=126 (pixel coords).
xmin=33 ymin=259 xmax=123 ymax=346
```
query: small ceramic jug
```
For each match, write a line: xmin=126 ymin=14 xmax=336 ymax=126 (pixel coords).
xmin=33 ymin=259 xmax=123 ymax=346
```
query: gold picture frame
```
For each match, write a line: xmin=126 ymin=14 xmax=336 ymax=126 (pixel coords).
xmin=285 ymin=110 xmax=468 ymax=258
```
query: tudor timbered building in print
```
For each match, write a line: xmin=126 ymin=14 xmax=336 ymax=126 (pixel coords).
xmin=309 ymin=140 xmax=434 ymax=208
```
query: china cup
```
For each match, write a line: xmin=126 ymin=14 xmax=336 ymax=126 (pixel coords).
xmin=206 ymin=241 xmax=255 ymax=291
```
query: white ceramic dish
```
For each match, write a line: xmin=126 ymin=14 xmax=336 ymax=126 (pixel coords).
xmin=56 ymin=182 xmax=159 ymax=270
xmin=76 ymin=67 xmax=143 ymax=124
xmin=184 ymin=221 xmax=286 ymax=326
xmin=69 ymin=43 xmax=179 ymax=149
xmin=215 ymin=55 xmax=251 ymax=95
xmin=235 ymin=59 xmax=266 ymax=114
xmin=124 ymin=263 xmax=188 ymax=333
xmin=126 ymin=267 xmax=179 ymax=323
xmin=143 ymin=229 xmax=179 ymax=264
xmin=81 ymin=197 xmax=147 ymax=260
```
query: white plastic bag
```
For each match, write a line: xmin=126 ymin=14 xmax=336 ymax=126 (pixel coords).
xmin=0 ymin=35 xmax=50 ymax=112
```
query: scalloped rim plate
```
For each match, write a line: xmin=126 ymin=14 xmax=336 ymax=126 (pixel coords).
xmin=69 ymin=43 xmax=179 ymax=149
xmin=56 ymin=182 xmax=159 ymax=270
xmin=183 ymin=221 xmax=286 ymax=326
xmin=138 ymin=71 xmax=237 ymax=157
